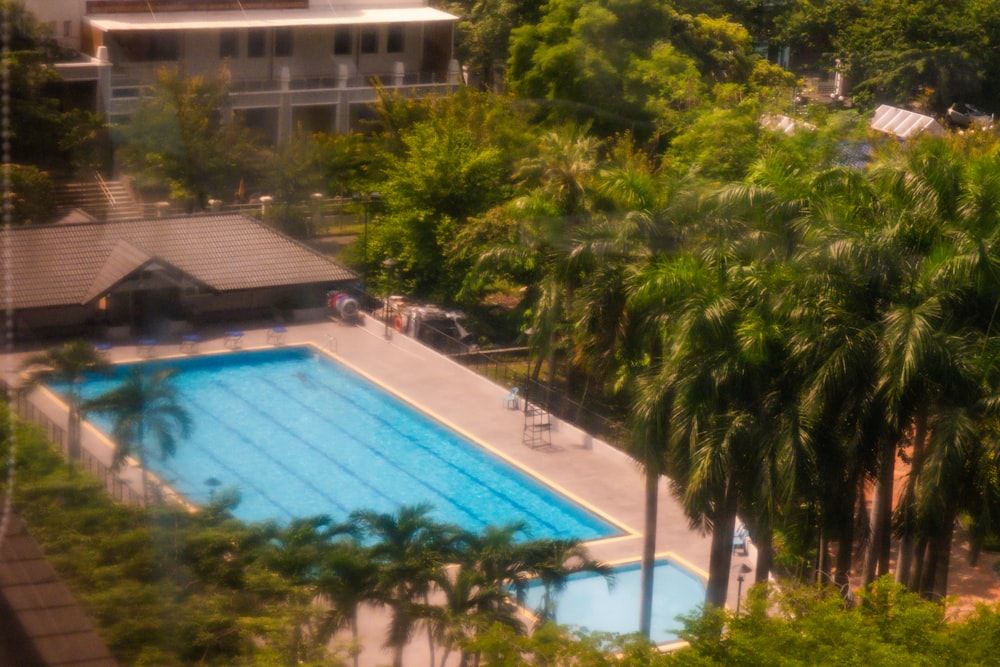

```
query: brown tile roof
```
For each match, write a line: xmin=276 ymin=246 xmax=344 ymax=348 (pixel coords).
xmin=0 ymin=514 xmax=118 ymax=666
xmin=3 ymin=214 xmax=358 ymax=310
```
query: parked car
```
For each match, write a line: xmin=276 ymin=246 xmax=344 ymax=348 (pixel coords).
xmin=947 ymin=103 xmax=993 ymax=129
xmin=391 ymin=300 xmax=477 ymax=353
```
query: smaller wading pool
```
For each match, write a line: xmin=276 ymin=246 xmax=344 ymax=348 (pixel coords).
xmin=521 ymin=558 xmax=706 ymax=645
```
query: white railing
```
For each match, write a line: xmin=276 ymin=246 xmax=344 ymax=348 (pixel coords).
xmin=108 ymin=74 xmax=458 ymax=117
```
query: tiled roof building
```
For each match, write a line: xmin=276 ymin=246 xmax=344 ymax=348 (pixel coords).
xmin=3 ymin=213 xmax=357 ymax=339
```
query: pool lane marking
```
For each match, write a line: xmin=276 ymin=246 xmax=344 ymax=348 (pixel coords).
xmin=72 ymin=386 xmax=298 ymax=519
xmin=319 ymin=343 xmax=638 ymax=537
xmin=41 ymin=346 xmax=362 ymax=519
xmin=211 ymin=374 xmax=484 ymax=525
xmin=211 ymin=375 xmax=417 ymax=513
xmin=64 ymin=344 xmax=632 ymax=537
xmin=256 ymin=373 xmax=502 ymax=530
xmin=182 ymin=390 xmax=352 ymax=516
xmin=154 ymin=409 xmax=300 ymax=521
xmin=312 ymin=343 xmax=639 ymax=537
xmin=289 ymin=368 xmax=575 ymax=537
xmin=88 ymin=351 xmax=562 ymax=531
xmin=234 ymin=362 xmax=576 ymax=537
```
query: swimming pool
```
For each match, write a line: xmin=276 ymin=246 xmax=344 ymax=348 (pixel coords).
xmin=57 ymin=347 xmax=620 ymax=541
xmin=521 ymin=558 xmax=705 ymax=644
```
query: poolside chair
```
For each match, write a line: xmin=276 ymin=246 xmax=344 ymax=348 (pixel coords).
xmin=267 ymin=326 xmax=287 ymax=345
xmin=224 ymin=330 xmax=244 ymax=349
xmin=733 ymin=523 xmax=749 ymax=556
xmin=503 ymin=386 xmax=520 ymax=410
xmin=180 ymin=333 xmax=202 ymax=353
xmin=137 ymin=338 xmax=156 ymax=358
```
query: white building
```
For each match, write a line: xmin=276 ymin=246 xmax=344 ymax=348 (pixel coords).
xmin=25 ymin=0 xmax=461 ymax=139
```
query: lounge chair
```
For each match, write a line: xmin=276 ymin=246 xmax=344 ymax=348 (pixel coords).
xmin=267 ymin=326 xmax=287 ymax=345
xmin=733 ymin=523 xmax=749 ymax=556
xmin=224 ymin=330 xmax=244 ymax=349
xmin=137 ymin=338 xmax=156 ymax=358
xmin=503 ymin=387 xmax=520 ymax=410
xmin=180 ymin=333 xmax=202 ymax=353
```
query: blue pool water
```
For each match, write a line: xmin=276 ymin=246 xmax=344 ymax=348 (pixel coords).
xmin=57 ymin=347 xmax=619 ymax=540
xmin=521 ymin=559 xmax=705 ymax=644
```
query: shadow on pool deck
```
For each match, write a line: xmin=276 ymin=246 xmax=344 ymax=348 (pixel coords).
xmin=3 ymin=317 xmax=741 ymax=664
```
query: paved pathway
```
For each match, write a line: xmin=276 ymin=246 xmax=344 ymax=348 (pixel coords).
xmin=3 ymin=317 xmax=760 ymax=665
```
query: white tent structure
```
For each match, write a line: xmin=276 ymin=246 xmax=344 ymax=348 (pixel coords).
xmin=870 ymin=105 xmax=945 ymax=139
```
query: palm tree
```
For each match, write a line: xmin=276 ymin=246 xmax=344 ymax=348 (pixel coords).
xmin=318 ymin=536 xmax=381 ymax=667
xmin=582 ymin=145 xmax=700 ymax=639
xmin=627 ymin=255 xmax=699 ymax=635
xmin=352 ymin=503 xmax=460 ymax=667
xmin=518 ymin=537 xmax=612 ymax=625
xmin=886 ymin=142 xmax=1000 ymax=596
xmin=259 ymin=515 xmax=343 ymax=661
xmin=629 ymin=368 xmax=672 ymax=638
xmin=84 ymin=365 xmax=191 ymax=505
xmin=478 ymin=125 xmax=602 ymax=393
xmin=430 ymin=523 xmax=532 ymax=667
xmin=20 ymin=340 xmax=110 ymax=470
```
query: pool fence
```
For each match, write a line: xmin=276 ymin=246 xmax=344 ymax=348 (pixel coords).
xmin=2 ymin=378 xmax=143 ymax=507
xmin=448 ymin=346 xmax=627 ymax=448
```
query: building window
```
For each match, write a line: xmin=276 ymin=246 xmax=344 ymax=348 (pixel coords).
xmin=119 ymin=32 xmax=181 ymax=61
xmin=333 ymin=26 xmax=352 ymax=55
xmin=248 ymin=29 xmax=267 ymax=58
xmin=360 ymin=27 xmax=378 ymax=54
xmin=387 ymin=24 xmax=404 ymax=53
xmin=63 ymin=20 xmax=72 ymax=38
xmin=274 ymin=28 xmax=293 ymax=57
xmin=154 ymin=34 xmax=179 ymax=60
xmin=219 ymin=31 xmax=238 ymax=58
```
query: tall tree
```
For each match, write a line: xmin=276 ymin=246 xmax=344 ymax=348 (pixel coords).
xmin=318 ymin=538 xmax=381 ymax=667
xmin=478 ymin=126 xmax=602 ymax=391
xmin=113 ymin=67 xmax=265 ymax=211
xmin=352 ymin=504 xmax=459 ymax=667
xmin=430 ymin=522 xmax=532 ymax=667
xmin=517 ymin=537 xmax=611 ymax=625
xmin=368 ymin=108 xmax=511 ymax=301
xmin=85 ymin=365 xmax=191 ymax=505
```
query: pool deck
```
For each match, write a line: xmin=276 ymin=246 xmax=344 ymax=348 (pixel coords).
xmin=2 ymin=318 xmax=756 ymax=664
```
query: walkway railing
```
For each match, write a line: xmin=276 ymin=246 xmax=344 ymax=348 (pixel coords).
xmin=93 ymin=170 xmax=117 ymax=207
xmin=446 ymin=339 xmax=628 ymax=448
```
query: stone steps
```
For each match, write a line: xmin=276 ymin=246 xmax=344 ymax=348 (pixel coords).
xmin=52 ymin=178 xmax=143 ymax=222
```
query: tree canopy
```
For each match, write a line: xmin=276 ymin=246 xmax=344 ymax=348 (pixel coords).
xmin=112 ymin=68 xmax=267 ymax=210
